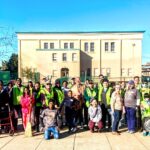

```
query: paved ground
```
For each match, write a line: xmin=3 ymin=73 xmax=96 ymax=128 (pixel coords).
xmin=0 ymin=128 xmax=150 ymax=150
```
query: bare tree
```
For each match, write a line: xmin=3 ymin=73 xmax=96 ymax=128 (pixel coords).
xmin=0 ymin=26 xmax=17 ymax=62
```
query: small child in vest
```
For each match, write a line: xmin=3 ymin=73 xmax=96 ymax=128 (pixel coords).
xmin=140 ymin=93 xmax=150 ymax=136
xmin=88 ymin=98 xmax=103 ymax=133
xmin=40 ymin=100 xmax=59 ymax=140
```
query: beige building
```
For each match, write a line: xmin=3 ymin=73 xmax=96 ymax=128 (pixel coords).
xmin=17 ymin=31 xmax=144 ymax=82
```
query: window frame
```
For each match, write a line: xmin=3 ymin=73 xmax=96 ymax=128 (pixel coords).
xmin=52 ymin=53 xmax=57 ymax=62
xmin=44 ymin=42 xmax=48 ymax=49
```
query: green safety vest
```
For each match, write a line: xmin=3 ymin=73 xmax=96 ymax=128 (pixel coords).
xmin=98 ymin=87 xmax=112 ymax=105
xmin=98 ymin=83 xmax=103 ymax=90
xmin=54 ymin=88 xmax=64 ymax=105
xmin=44 ymin=88 xmax=54 ymax=106
xmin=84 ymin=87 xmax=97 ymax=107
xmin=13 ymin=85 xmax=24 ymax=105
xmin=141 ymin=88 xmax=150 ymax=102
xmin=141 ymin=100 xmax=150 ymax=119
xmin=35 ymin=88 xmax=45 ymax=107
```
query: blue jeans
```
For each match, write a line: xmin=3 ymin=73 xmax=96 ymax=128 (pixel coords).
xmin=112 ymin=110 xmax=122 ymax=132
xmin=44 ymin=127 xmax=59 ymax=140
xmin=125 ymin=107 xmax=136 ymax=131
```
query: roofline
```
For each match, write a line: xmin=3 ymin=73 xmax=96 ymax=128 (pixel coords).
xmin=16 ymin=31 xmax=145 ymax=34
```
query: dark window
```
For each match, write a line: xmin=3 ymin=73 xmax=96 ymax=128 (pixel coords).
xmin=84 ymin=42 xmax=88 ymax=52
xmin=90 ymin=42 xmax=94 ymax=52
xmin=72 ymin=53 xmax=77 ymax=61
xmin=105 ymin=42 xmax=109 ymax=51
xmin=44 ymin=43 xmax=48 ymax=49
xmin=111 ymin=42 xmax=115 ymax=52
xmin=70 ymin=43 xmax=74 ymax=49
xmin=62 ymin=53 xmax=67 ymax=61
xmin=50 ymin=43 xmax=54 ymax=49
xmin=52 ymin=53 xmax=57 ymax=61
xmin=87 ymin=68 xmax=91 ymax=76
xmin=64 ymin=43 xmax=68 ymax=49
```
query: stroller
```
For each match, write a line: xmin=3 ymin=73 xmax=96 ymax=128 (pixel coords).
xmin=0 ymin=103 xmax=14 ymax=136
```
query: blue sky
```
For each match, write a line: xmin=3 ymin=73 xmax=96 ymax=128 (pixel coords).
xmin=0 ymin=0 xmax=150 ymax=64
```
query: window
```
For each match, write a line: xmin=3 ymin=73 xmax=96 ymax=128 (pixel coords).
xmin=53 ymin=70 xmax=57 ymax=77
xmin=105 ymin=42 xmax=109 ymax=52
xmin=52 ymin=53 xmax=57 ymax=61
xmin=128 ymin=68 xmax=132 ymax=76
xmin=84 ymin=42 xmax=88 ymax=52
xmin=90 ymin=42 xmax=94 ymax=52
xmin=44 ymin=43 xmax=48 ymax=49
xmin=87 ymin=68 xmax=91 ymax=76
xmin=101 ymin=68 xmax=106 ymax=76
xmin=64 ymin=43 xmax=68 ymax=49
xmin=111 ymin=42 xmax=115 ymax=52
xmin=50 ymin=43 xmax=54 ymax=49
xmin=72 ymin=53 xmax=77 ymax=61
xmin=121 ymin=68 xmax=126 ymax=76
xmin=70 ymin=43 xmax=74 ymax=49
xmin=106 ymin=68 xmax=111 ymax=77
xmin=94 ymin=68 xmax=98 ymax=76
xmin=62 ymin=53 xmax=67 ymax=61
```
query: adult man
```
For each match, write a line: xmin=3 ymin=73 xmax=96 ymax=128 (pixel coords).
xmin=12 ymin=78 xmax=24 ymax=130
xmin=84 ymin=80 xmax=97 ymax=126
xmin=98 ymin=79 xmax=113 ymax=130
xmin=33 ymin=82 xmax=46 ymax=132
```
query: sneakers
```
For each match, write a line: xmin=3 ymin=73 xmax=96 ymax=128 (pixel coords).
xmin=112 ymin=131 xmax=120 ymax=135
xmin=129 ymin=130 xmax=135 ymax=134
xmin=126 ymin=130 xmax=135 ymax=134
xmin=142 ymin=131 xmax=147 ymax=136
xmin=71 ymin=127 xmax=77 ymax=133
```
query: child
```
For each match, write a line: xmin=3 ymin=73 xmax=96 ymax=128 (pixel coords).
xmin=20 ymin=87 xmax=34 ymax=130
xmin=59 ymin=90 xmax=77 ymax=133
xmin=88 ymin=98 xmax=103 ymax=133
xmin=40 ymin=100 xmax=59 ymax=140
xmin=140 ymin=93 xmax=150 ymax=136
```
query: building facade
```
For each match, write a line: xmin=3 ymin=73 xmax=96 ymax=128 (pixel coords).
xmin=17 ymin=31 xmax=144 ymax=82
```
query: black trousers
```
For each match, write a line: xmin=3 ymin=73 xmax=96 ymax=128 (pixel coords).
xmin=101 ymin=104 xmax=111 ymax=128
xmin=13 ymin=105 xmax=22 ymax=130
xmin=35 ymin=106 xmax=42 ymax=132
xmin=136 ymin=106 xmax=142 ymax=130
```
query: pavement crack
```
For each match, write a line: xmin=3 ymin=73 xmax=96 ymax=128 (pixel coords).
xmin=105 ymin=133 xmax=112 ymax=150
xmin=35 ymin=138 xmax=43 ymax=150
xmin=73 ymin=132 xmax=77 ymax=150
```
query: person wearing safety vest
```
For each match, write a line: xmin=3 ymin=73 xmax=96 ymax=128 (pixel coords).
xmin=12 ymin=78 xmax=24 ymax=130
xmin=53 ymin=80 xmax=64 ymax=107
xmin=140 ymin=93 xmax=150 ymax=136
xmin=33 ymin=82 xmax=46 ymax=132
xmin=98 ymin=79 xmax=113 ymax=130
xmin=44 ymin=82 xmax=54 ymax=107
xmin=98 ymin=74 xmax=104 ymax=90
xmin=84 ymin=80 xmax=97 ymax=126
xmin=134 ymin=76 xmax=143 ymax=131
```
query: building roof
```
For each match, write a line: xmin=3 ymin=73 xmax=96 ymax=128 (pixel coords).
xmin=16 ymin=31 xmax=145 ymax=34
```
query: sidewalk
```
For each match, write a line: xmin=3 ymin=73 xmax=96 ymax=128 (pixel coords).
xmin=0 ymin=128 xmax=150 ymax=150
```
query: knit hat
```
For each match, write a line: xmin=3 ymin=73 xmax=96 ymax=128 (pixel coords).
xmin=128 ymin=80 xmax=135 ymax=85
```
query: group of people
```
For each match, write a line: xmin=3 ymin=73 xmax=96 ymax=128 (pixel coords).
xmin=0 ymin=75 xmax=150 ymax=140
